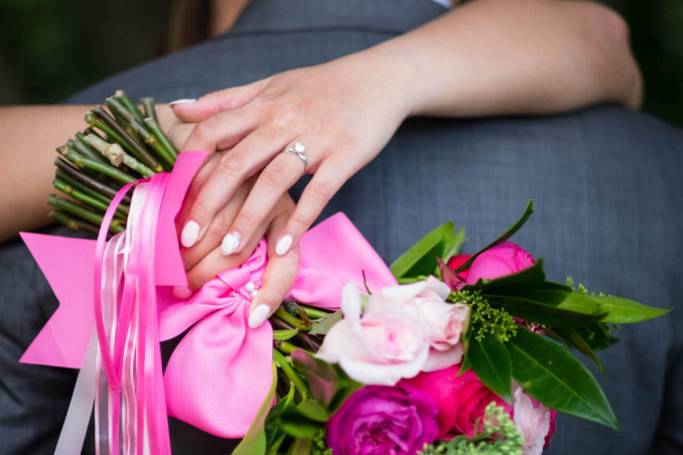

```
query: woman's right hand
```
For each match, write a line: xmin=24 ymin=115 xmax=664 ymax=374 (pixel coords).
xmin=158 ymin=107 xmax=301 ymax=328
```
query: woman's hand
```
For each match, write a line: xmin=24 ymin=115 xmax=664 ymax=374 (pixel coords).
xmin=172 ymin=52 xmax=411 ymax=261
xmin=159 ymin=107 xmax=302 ymax=328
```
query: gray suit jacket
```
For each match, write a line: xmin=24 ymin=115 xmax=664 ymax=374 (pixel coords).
xmin=1 ymin=1 xmax=681 ymax=453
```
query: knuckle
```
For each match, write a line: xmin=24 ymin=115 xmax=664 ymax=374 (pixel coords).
xmin=234 ymin=209 xmax=257 ymax=231
xmin=308 ymin=179 xmax=335 ymax=203
xmin=190 ymin=198 xmax=214 ymax=224
xmin=217 ymin=153 xmax=246 ymax=178
xmin=262 ymin=160 xmax=291 ymax=187
xmin=192 ymin=121 xmax=213 ymax=145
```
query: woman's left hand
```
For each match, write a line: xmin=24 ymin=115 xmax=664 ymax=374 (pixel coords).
xmin=172 ymin=51 xmax=412 ymax=262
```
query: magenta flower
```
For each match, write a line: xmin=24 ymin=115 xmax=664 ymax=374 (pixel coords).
xmin=326 ymin=385 xmax=439 ymax=455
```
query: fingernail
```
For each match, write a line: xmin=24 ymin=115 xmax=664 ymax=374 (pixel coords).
xmin=172 ymin=286 xmax=193 ymax=299
xmin=221 ymin=231 xmax=240 ymax=255
xmin=181 ymin=220 xmax=200 ymax=247
xmin=169 ymin=98 xmax=197 ymax=106
xmin=248 ymin=304 xmax=271 ymax=328
xmin=275 ymin=234 xmax=293 ymax=256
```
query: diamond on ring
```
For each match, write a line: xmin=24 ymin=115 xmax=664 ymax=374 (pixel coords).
xmin=285 ymin=142 xmax=308 ymax=171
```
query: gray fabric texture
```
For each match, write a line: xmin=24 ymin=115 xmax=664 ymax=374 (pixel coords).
xmin=1 ymin=0 xmax=681 ymax=453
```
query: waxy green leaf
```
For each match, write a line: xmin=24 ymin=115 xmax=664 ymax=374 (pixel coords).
xmin=390 ymin=222 xmax=464 ymax=279
xmin=509 ymin=329 xmax=617 ymax=429
xmin=468 ymin=336 xmax=512 ymax=402
xmin=589 ymin=294 xmax=670 ymax=324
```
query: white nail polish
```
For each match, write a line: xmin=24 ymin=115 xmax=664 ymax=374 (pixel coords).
xmin=181 ymin=220 xmax=200 ymax=247
xmin=169 ymin=98 xmax=197 ymax=106
xmin=172 ymin=286 xmax=193 ymax=300
xmin=248 ymin=304 xmax=271 ymax=328
xmin=221 ymin=231 xmax=241 ymax=255
xmin=275 ymin=234 xmax=293 ymax=256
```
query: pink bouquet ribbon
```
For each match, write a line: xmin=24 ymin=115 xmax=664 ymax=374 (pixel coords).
xmin=20 ymin=151 xmax=396 ymax=442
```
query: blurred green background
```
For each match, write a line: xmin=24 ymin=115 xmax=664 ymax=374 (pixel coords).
xmin=0 ymin=0 xmax=681 ymax=126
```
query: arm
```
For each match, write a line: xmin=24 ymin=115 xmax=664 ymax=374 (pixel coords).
xmin=375 ymin=0 xmax=642 ymax=118
xmin=172 ymin=0 xmax=642 ymax=325
xmin=0 ymin=105 xmax=92 ymax=241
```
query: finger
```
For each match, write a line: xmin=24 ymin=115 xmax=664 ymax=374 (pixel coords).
xmin=274 ymin=156 xmax=355 ymax=257
xmin=221 ymin=141 xmax=315 ymax=257
xmin=180 ymin=180 xmax=251 ymax=271
xmin=179 ymin=126 xmax=294 ymax=249
xmin=182 ymin=105 xmax=259 ymax=153
xmin=248 ymin=206 xmax=300 ymax=329
xmin=171 ymin=78 xmax=271 ymax=123
xmin=185 ymin=222 xmax=268 ymax=291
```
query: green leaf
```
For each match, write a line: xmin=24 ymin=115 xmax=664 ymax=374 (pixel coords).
xmin=553 ymin=327 xmax=606 ymax=374
xmin=390 ymin=222 xmax=463 ymax=279
xmin=286 ymin=437 xmax=312 ymax=455
xmin=485 ymin=294 xmax=605 ymax=328
xmin=233 ymin=364 xmax=278 ymax=455
xmin=589 ymin=294 xmax=670 ymax=324
xmin=508 ymin=328 xmax=617 ymax=429
xmin=273 ymin=328 xmax=299 ymax=341
xmin=278 ymin=419 xmax=321 ymax=439
xmin=468 ymin=336 xmax=512 ymax=402
xmin=454 ymin=200 xmax=534 ymax=273
xmin=309 ymin=310 xmax=342 ymax=336
xmin=296 ymin=399 xmax=330 ymax=423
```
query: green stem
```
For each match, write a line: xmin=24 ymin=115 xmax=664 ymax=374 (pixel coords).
xmin=106 ymin=97 xmax=175 ymax=169
xmin=141 ymin=97 xmax=158 ymax=123
xmin=60 ymin=147 xmax=136 ymax=184
xmin=48 ymin=194 xmax=124 ymax=233
xmin=274 ymin=308 xmax=310 ymax=331
xmin=273 ymin=349 xmax=308 ymax=399
xmin=298 ymin=304 xmax=330 ymax=319
xmin=56 ymin=170 xmax=129 ymax=217
xmin=114 ymin=90 xmax=145 ymax=123
xmin=66 ymin=139 xmax=104 ymax=164
xmin=94 ymin=107 xmax=163 ymax=172
xmin=54 ymin=179 xmax=109 ymax=212
xmin=144 ymin=116 xmax=177 ymax=161
xmin=274 ymin=340 xmax=299 ymax=355
xmin=50 ymin=210 xmax=100 ymax=234
xmin=55 ymin=157 xmax=127 ymax=202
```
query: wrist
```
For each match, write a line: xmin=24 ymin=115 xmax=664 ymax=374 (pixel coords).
xmin=337 ymin=46 xmax=419 ymax=122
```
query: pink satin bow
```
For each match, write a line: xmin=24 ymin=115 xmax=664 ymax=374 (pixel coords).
xmin=20 ymin=151 xmax=396 ymax=441
xmin=159 ymin=211 xmax=397 ymax=437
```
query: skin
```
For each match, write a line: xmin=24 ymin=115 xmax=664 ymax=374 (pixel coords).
xmin=0 ymin=0 xmax=641 ymax=328
xmin=173 ymin=0 xmax=641 ymax=326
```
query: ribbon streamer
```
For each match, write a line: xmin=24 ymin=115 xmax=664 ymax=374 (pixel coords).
xmin=19 ymin=151 xmax=397 ymax=452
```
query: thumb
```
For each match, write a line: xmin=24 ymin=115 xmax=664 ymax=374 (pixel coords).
xmin=170 ymin=77 xmax=270 ymax=123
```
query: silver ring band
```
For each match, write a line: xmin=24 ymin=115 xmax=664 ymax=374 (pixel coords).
xmin=285 ymin=142 xmax=308 ymax=171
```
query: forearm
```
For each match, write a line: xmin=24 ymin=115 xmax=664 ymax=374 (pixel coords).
xmin=0 ymin=106 xmax=95 ymax=241
xmin=357 ymin=0 xmax=642 ymax=118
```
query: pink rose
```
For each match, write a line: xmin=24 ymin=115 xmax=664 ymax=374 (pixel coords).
xmin=316 ymin=284 xmax=430 ymax=385
xmin=448 ymin=241 xmax=534 ymax=285
xmin=326 ymin=385 xmax=439 ymax=455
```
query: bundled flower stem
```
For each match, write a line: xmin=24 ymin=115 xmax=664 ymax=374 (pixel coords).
xmin=48 ymin=90 xmax=179 ymax=234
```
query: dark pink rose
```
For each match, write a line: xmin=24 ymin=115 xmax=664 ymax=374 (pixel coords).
xmin=448 ymin=242 xmax=534 ymax=285
xmin=404 ymin=366 xmax=556 ymax=453
xmin=326 ymin=385 xmax=439 ymax=455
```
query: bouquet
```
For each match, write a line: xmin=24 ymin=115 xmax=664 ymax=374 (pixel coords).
xmin=20 ymin=91 xmax=668 ymax=455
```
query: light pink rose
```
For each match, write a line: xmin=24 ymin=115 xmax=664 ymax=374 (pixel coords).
xmin=317 ymin=278 xmax=469 ymax=385
xmin=368 ymin=277 xmax=469 ymax=372
xmin=513 ymin=385 xmax=557 ymax=455
xmin=461 ymin=241 xmax=535 ymax=285
xmin=316 ymin=283 xmax=430 ymax=385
